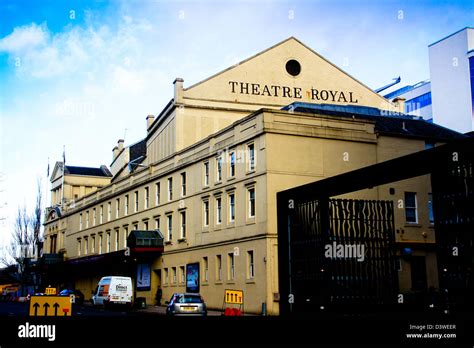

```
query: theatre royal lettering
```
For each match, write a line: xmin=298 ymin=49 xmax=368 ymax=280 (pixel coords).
xmin=228 ymin=81 xmax=359 ymax=103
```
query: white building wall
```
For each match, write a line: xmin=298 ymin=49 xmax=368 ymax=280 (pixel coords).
xmin=429 ymin=28 xmax=474 ymax=133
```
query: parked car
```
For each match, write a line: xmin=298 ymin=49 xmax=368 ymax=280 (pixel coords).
xmin=59 ymin=289 xmax=85 ymax=306
xmin=166 ymin=293 xmax=207 ymax=316
xmin=91 ymin=276 xmax=133 ymax=309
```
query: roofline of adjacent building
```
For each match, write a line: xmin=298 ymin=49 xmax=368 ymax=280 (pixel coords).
xmin=428 ymin=26 xmax=474 ymax=47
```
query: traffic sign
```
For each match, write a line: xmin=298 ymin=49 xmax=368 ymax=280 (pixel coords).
xmin=224 ymin=289 xmax=243 ymax=304
xmin=45 ymin=287 xmax=57 ymax=295
xmin=29 ymin=296 xmax=72 ymax=316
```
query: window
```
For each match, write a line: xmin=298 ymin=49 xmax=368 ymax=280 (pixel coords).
xmin=155 ymin=217 xmax=160 ymax=230
xmin=247 ymin=251 xmax=254 ymax=279
xmin=84 ymin=237 xmax=88 ymax=255
xmin=79 ymin=213 xmax=83 ymax=230
xmin=85 ymin=211 xmax=89 ymax=228
xmin=98 ymin=234 xmax=102 ymax=254
xmin=203 ymin=200 xmax=209 ymax=227
xmin=125 ymin=195 xmax=129 ymax=215
xmin=428 ymin=193 xmax=434 ymax=224
xmin=203 ymin=257 xmax=209 ymax=282
xmin=216 ymin=255 xmax=222 ymax=281
xmin=229 ymin=193 xmax=235 ymax=222
xmin=216 ymin=156 xmax=223 ymax=182
xmin=228 ymin=253 xmax=235 ymax=280
xmin=133 ymin=223 xmax=138 ymax=231
xmin=172 ymin=267 xmax=177 ymax=284
xmin=106 ymin=231 xmax=111 ymax=253
xmin=91 ymin=235 xmax=95 ymax=254
xmin=247 ymin=143 xmax=255 ymax=171
xmin=164 ymin=268 xmax=169 ymax=285
xmin=248 ymin=187 xmax=255 ymax=218
xmin=168 ymin=178 xmax=173 ymax=201
xmin=180 ymin=211 xmax=186 ymax=238
xmin=100 ymin=205 xmax=104 ymax=223
xmin=229 ymin=150 xmax=235 ymax=177
xmin=134 ymin=191 xmax=139 ymax=212
xmin=405 ymin=192 xmax=418 ymax=223
xmin=123 ymin=226 xmax=128 ymax=248
xmin=167 ymin=215 xmax=173 ymax=241
xmin=181 ymin=172 xmax=186 ymax=196
xmin=180 ymin=266 xmax=185 ymax=283
xmin=155 ymin=183 xmax=161 ymax=205
xmin=144 ymin=187 xmax=149 ymax=209
xmin=116 ymin=199 xmax=120 ymax=218
xmin=216 ymin=197 xmax=222 ymax=224
xmin=115 ymin=229 xmax=119 ymax=251
xmin=203 ymin=161 xmax=209 ymax=187
xmin=93 ymin=208 xmax=96 ymax=226
xmin=143 ymin=220 xmax=149 ymax=230
xmin=77 ymin=239 xmax=81 ymax=256
xmin=107 ymin=202 xmax=111 ymax=221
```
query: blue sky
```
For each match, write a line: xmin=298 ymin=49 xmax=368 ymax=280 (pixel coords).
xmin=0 ymin=0 xmax=473 ymax=252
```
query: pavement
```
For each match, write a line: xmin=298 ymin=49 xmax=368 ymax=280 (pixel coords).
xmin=137 ymin=304 xmax=224 ymax=316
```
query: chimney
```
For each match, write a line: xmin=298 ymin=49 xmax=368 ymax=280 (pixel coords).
xmin=173 ymin=78 xmax=184 ymax=103
xmin=146 ymin=114 xmax=155 ymax=130
xmin=393 ymin=97 xmax=406 ymax=114
xmin=112 ymin=146 xmax=119 ymax=160
xmin=117 ymin=139 xmax=124 ymax=151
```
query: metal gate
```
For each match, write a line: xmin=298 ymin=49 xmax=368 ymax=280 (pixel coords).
xmin=286 ymin=198 xmax=398 ymax=314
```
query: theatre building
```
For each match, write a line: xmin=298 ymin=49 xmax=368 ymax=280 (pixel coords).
xmin=43 ymin=37 xmax=464 ymax=315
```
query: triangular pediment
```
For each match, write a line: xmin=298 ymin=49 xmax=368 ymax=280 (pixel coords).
xmin=182 ymin=37 xmax=393 ymax=109
xmin=50 ymin=162 xmax=64 ymax=183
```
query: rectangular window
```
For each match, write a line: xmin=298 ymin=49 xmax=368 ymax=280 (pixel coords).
xmin=248 ymin=187 xmax=255 ymax=218
xmin=99 ymin=234 xmax=102 ymax=254
xmin=428 ymin=193 xmax=434 ymax=224
xmin=143 ymin=220 xmax=148 ymax=230
xmin=144 ymin=187 xmax=149 ymax=209
xmin=125 ymin=196 xmax=129 ymax=215
xmin=181 ymin=172 xmax=186 ymax=197
xmin=180 ymin=266 xmax=185 ymax=283
xmin=85 ymin=211 xmax=89 ymax=228
xmin=172 ymin=267 xmax=177 ymax=284
xmin=164 ymin=268 xmax=169 ymax=285
xmin=91 ymin=236 xmax=95 ymax=254
xmin=247 ymin=250 xmax=254 ymax=279
xmin=216 ymin=156 xmax=223 ymax=182
xmin=203 ymin=257 xmax=209 ymax=282
xmin=247 ymin=143 xmax=255 ymax=171
xmin=77 ymin=239 xmax=81 ymax=256
xmin=155 ymin=182 xmax=160 ymax=205
xmin=168 ymin=178 xmax=173 ymax=201
xmin=107 ymin=202 xmax=111 ymax=221
xmin=155 ymin=217 xmax=160 ymax=230
xmin=134 ymin=191 xmax=139 ymax=212
xmin=84 ymin=237 xmax=88 ymax=255
xmin=123 ymin=227 xmax=128 ymax=248
xmin=115 ymin=229 xmax=119 ymax=251
xmin=229 ymin=150 xmax=235 ymax=178
xmin=203 ymin=200 xmax=209 ymax=227
xmin=106 ymin=232 xmax=111 ymax=253
xmin=216 ymin=197 xmax=222 ymax=224
xmin=79 ymin=213 xmax=83 ymax=230
xmin=229 ymin=193 xmax=235 ymax=222
xmin=93 ymin=208 xmax=96 ymax=226
xmin=167 ymin=215 xmax=173 ymax=241
xmin=133 ymin=223 xmax=138 ymax=231
xmin=204 ymin=161 xmax=209 ymax=187
xmin=180 ymin=211 xmax=186 ymax=238
xmin=100 ymin=205 xmax=104 ymax=223
xmin=405 ymin=192 xmax=418 ymax=223
xmin=116 ymin=199 xmax=120 ymax=218
xmin=228 ymin=253 xmax=235 ymax=280
xmin=216 ymin=255 xmax=222 ymax=281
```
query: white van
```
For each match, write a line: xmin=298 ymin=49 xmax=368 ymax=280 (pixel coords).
xmin=92 ymin=276 xmax=133 ymax=308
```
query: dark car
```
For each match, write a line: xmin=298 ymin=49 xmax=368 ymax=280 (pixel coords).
xmin=166 ymin=293 xmax=207 ymax=316
xmin=59 ymin=289 xmax=85 ymax=306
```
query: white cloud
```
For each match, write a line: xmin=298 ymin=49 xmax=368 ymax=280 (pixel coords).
xmin=0 ymin=22 xmax=48 ymax=53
